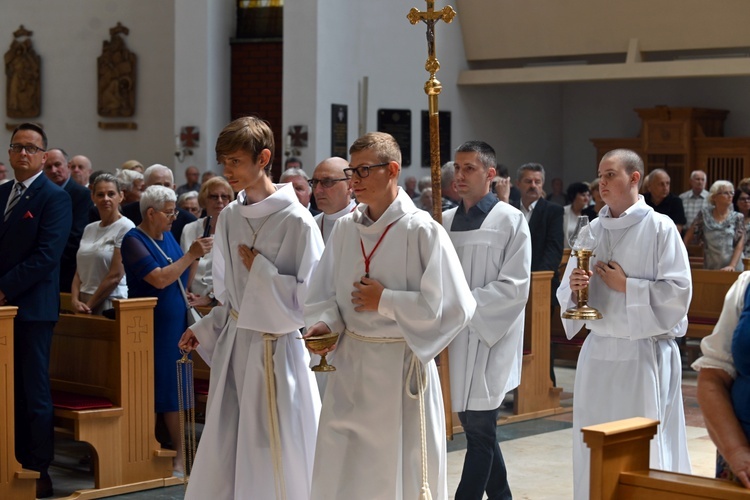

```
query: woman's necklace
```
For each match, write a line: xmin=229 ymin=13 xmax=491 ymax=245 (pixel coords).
xmin=246 ymin=215 xmax=272 ymax=249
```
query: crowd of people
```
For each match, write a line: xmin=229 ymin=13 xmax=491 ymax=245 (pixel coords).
xmin=2 ymin=118 xmax=749 ymax=499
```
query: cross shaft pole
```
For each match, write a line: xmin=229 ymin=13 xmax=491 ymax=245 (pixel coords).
xmin=408 ymin=0 xmax=456 ymax=441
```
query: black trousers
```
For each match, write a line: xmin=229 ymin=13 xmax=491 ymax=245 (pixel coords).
xmin=14 ymin=319 xmax=55 ymax=476
xmin=455 ymin=408 xmax=512 ymax=500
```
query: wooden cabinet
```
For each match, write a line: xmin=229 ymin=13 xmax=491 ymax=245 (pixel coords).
xmin=592 ymin=106 xmax=750 ymax=193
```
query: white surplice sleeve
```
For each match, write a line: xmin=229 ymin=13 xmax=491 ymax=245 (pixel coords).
xmin=237 ymin=218 xmax=324 ymax=334
xmin=471 ymin=213 xmax=531 ymax=347
xmin=378 ymin=219 xmax=476 ymax=364
xmin=190 ymin=213 xmax=230 ymax=364
xmin=556 ymin=256 xmax=585 ymax=339
xmin=625 ymin=222 xmax=692 ymax=340
xmin=304 ymin=220 xmax=346 ymax=335
xmin=691 ymin=271 xmax=750 ymax=379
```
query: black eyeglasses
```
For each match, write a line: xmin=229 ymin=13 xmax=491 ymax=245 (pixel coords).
xmin=343 ymin=163 xmax=389 ymax=179
xmin=208 ymin=194 xmax=231 ymax=201
xmin=308 ymin=178 xmax=349 ymax=189
xmin=9 ymin=143 xmax=46 ymax=155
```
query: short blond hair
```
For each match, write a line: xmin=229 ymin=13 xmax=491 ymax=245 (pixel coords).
xmin=198 ymin=176 xmax=235 ymax=208
xmin=349 ymin=132 xmax=402 ymax=166
xmin=216 ymin=116 xmax=275 ymax=174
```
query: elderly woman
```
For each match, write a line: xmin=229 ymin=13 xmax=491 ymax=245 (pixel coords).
xmin=563 ymin=182 xmax=591 ymax=248
xmin=693 ymin=271 xmax=750 ymax=487
xmin=180 ymin=177 xmax=234 ymax=306
xmin=116 ymin=168 xmax=145 ymax=205
xmin=71 ymin=174 xmax=135 ymax=314
xmin=177 ymin=190 xmax=202 ymax=219
xmin=121 ymin=185 xmax=212 ymax=475
xmin=684 ymin=180 xmax=745 ymax=271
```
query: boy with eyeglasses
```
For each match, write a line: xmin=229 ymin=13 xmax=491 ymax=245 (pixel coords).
xmin=304 ymin=131 xmax=476 ymax=499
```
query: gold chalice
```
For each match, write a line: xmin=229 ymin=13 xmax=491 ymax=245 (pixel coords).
xmin=301 ymin=331 xmax=339 ymax=372
xmin=562 ymin=216 xmax=603 ymax=321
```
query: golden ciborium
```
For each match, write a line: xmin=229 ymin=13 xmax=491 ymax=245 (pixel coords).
xmin=301 ymin=332 xmax=339 ymax=372
xmin=562 ymin=216 xmax=603 ymax=321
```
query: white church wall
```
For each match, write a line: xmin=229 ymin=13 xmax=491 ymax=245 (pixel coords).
xmin=2 ymin=1 xmax=176 ymax=176
xmin=3 ymin=0 xmax=233 ymax=184
xmin=174 ymin=0 xmax=234 ymax=181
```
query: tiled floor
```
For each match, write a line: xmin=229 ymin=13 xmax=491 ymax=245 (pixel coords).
xmin=46 ymin=367 xmax=717 ymax=499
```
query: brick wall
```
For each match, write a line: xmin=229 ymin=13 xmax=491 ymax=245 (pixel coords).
xmin=231 ymin=40 xmax=283 ymax=178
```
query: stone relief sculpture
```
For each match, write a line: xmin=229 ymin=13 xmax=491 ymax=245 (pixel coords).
xmin=5 ymin=25 xmax=41 ymax=118
xmin=98 ymin=22 xmax=136 ymax=118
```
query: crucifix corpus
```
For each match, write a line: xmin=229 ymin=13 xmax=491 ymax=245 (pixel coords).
xmin=407 ymin=0 xmax=456 ymax=439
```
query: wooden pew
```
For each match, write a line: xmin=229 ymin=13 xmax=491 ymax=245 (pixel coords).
xmin=502 ymin=271 xmax=566 ymax=423
xmin=50 ymin=298 xmax=182 ymax=498
xmin=0 ymin=306 xmax=38 ymax=500
xmin=687 ymin=269 xmax=740 ymax=340
xmin=583 ymin=417 xmax=750 ymax=499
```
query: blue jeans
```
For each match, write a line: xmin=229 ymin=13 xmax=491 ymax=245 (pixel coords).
xmin=455 ymin=408 xmax=511 ymax=500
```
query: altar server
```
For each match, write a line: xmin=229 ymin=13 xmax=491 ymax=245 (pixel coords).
xmin=443 ymin=141 xmax=531 ymax=500
xmin=178 ymin=116 xmax=324 ymax=500
xmin=557 ymin=149 xmax=692 ymax=500
xmin=304 ymin=132 xmax=476 ymax=500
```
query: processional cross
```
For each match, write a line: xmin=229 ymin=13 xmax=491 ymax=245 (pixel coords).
xmin=407 ymin=1 xmax=456 ymax=441
xmin=407 ymin=1 xmax=455 ymax=224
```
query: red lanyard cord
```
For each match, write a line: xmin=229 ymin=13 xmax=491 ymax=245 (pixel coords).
xmin=360 ymin=222 xmax=395 ymax=278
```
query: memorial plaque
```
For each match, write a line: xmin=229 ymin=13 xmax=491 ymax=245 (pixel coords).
xmin=421 ymin=110 xmax=451 ymax=167
xmin=377 ymin=109 xmax=411 ymax=166
xmin=331 ymin=104 xmax=348 ymax=157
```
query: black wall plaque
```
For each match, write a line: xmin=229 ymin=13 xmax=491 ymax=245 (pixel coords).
xmin=331 ymin=104 xmax=348 ymax=158
xmin=421 ymin=110 xmax=451 ymax=167
xmin=377 ymin=109 xmax=411 ymax=166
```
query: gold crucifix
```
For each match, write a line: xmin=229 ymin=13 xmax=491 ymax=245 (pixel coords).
xmin=407 ymin=1 xmax=455 ymax=224
xmin=407 ymin=0 xmax=456 ymax=440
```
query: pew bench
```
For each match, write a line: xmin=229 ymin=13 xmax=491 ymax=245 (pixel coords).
xmin=50 ymin=297 xmax=181 ymax=498
xmin=0 ymin=306 xmax=39 ymax=500
xmin=583 ymin=417 xmax=750 ymax=499
xmin=684 ymin=269 xmax=739 ymax=365
xmin=503 ymin=271 xmax=566 ymax=423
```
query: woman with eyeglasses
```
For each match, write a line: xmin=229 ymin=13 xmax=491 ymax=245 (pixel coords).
xmin=70 ymin=174 xmax=134 ymax=315
xmin=180 ymin=177 xmax=235 ymax=307
xmin=121 ymin=185 xmax=213 ymax=476
xmin=684 ymin=180 xmax=745 ymax=271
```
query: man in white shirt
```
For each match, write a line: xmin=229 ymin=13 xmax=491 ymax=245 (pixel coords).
xmin=558 ymin=148 xmax=692 ymax=499
xmin=680 ymin=169 xmax=709 ymax=228
xmin=310 ymin=157 xmax=355 ymax=243
xmin=443 ymin=141 xmax=531 ymax=500
xmin=304 ymin=131 xmax=476 ymax=500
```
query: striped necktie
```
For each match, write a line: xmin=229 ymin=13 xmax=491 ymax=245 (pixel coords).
xmin=4 ymin=182 xmax=25 ymax=222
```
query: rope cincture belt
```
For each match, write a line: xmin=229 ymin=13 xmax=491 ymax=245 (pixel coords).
xmin=344 ymin=329 xmax=433 ymax=500
xmin=230 ymin=309 xmax=286 ymax=500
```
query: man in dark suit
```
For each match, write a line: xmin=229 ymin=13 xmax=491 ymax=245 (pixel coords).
xmin=121 ymin=163 xmax=196 ymax=240
xmin=512 ymin=163 xmax=564 ymax=386
xmin=43 ymin=148 xmax=94 ymax=292
xmin=513 ymin=163 xmax=564 ymax=284
xmin=0 ymin=123 xmax=72 ymax=498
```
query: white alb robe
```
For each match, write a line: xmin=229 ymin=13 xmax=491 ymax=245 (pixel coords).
xmin=304 ymin=188 xmax=476 ymax=500
xmin=443 ymin=202 xmax=531 ymax=411
xmin=187 ymin=183 xmax=324 ymax=500
xmin=556 ymin=197 xmax=692 ymax=500
xmin=313 ymin=198 xmax=357 ymax=243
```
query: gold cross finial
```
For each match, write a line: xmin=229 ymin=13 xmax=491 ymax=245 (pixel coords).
xmin=407 ymin=2 xmax=455 ymax=76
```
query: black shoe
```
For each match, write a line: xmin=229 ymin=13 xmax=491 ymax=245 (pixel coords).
xmin=36 ymin=475 xmax=54 ymax=498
